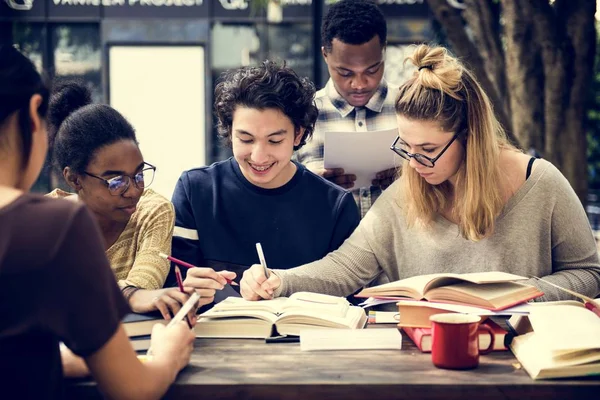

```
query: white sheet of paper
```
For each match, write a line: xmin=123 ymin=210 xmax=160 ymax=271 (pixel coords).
xmin=300 ymin=328 xmax=402 ymax=351
xmin=324 ymin=128 xmax=399 ymax=189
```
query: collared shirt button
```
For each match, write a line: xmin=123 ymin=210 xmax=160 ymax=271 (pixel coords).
xmin=358 ymin=121 xmax=363 ymax=127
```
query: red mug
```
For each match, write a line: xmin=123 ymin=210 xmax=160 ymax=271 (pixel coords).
xmin=429 ymin=313 xmax=495 ymax=370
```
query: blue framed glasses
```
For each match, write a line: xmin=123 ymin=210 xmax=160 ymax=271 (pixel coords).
xmin=83 ymin=162 xmax=156 ymax=196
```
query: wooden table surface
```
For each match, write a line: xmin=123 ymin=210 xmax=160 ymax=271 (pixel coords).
xmin=66 ymin=326 xmax=600 ymax=400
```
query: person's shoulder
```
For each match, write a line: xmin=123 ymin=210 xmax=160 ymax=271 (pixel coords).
xmin=299 ymin=164 xmax=352 ymax=195
xmin=529 ymin=158 xmax=573 ymax=195
xmin=46 ymin=188 xmax=75 ymax=200
xmin=314 ymin=83 xmax=334 ymax=110
xmin=373 ymin=179 xmax=404 ymax=212
xmin=2 ymin=194 xmax=92 ymax=266
xmin=137 ymin=188 xmax=175 ymax=216
xmin=16 ymin=192 xmax=86 ymax=221
xmin=179 ymin=159 xmax=233 ymax=184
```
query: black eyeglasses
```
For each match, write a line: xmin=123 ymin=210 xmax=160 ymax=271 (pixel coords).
xmin=83 ymin=162 xmax=156 ymax=196
xmin=390 ymin=133 xmax=459 ymax=168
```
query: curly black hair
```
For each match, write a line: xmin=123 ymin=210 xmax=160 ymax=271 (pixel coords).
xmin=48 ymin=80 xmax=137 ymax=174
xmin=322 ymin=0 xmax=387 ymax=52
xmin=214 ymin=60 xmax=318 ymax=151
xmin=0 ymin=45 xmax=50 ymax=168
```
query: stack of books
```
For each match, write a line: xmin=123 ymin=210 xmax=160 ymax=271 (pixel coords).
xmin=356 ymin=271 xmax=544 ymax=353
xmin=123 ymin=312 xmax=167 ymax=351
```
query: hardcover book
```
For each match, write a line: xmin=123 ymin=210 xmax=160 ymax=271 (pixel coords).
xmin=356 ymin=271 xmax=543 ymax=311
xmin=195 ymin=292 xmax=367 ymax=338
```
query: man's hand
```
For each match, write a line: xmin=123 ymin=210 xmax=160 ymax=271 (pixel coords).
xmin=371 ymin=167 xmax=398 ymax=190
xmin=309 ymin=167 xmax=356 ymax=189
xmin=183 ymin=268 xmax=237 ymax=306
xmin=240 ymin=264 xmax=281 ymax=301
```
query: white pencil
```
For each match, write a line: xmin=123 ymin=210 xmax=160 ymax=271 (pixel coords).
xmin=255 ymin=243 xmax=270 ymax=279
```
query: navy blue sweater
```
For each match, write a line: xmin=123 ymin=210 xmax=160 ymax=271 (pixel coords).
xmin=166 ymin=158 xmax=360 ymax=293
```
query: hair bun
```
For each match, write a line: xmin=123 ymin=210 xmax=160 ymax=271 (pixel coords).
xmin=48 ymin=80 xmax=92 ymax=133
xmin=408 ymin=44 xmax=463 ymax=100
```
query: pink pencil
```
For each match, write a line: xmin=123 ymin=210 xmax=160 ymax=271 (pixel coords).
xmin=159 ymin=252 xmax=238 ymax=286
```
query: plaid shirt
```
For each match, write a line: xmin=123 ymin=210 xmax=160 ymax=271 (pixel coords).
xmin=296 ymin=79 xmax=400 ymax=218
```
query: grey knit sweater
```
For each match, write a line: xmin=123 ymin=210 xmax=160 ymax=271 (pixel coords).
xmin=274 ymin=159 xmax=600 ymax=301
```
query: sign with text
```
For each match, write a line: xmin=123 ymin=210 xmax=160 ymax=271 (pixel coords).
xmin=48 ymin=0 xmax=101 ymax=18
xmin=102 ymin=0 xmax=209 ymax=19
xmin=0 ymin=0 xmax=46 ymax=18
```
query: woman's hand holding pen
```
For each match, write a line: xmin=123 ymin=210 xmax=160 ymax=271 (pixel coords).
xmin=149 ymin=321 xmax=195 ymax=373
xmin=240 ymin=264 xmax=281 ymax=301
xmin=183 ymin=268 xmax=237 ymax=305
xmin=129 ymin=288 xmax=198 ymax=325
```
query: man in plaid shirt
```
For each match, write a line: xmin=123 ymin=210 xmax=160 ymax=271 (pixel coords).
xmin=295 ymin=0 xmax=400 ymax=218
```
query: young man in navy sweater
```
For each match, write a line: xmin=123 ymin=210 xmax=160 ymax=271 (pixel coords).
xmin=167 ymin=61 xmax=360 ymax=305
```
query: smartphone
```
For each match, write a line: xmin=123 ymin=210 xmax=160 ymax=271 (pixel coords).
xmin=167 ymin=292 xmax=200 ymax=329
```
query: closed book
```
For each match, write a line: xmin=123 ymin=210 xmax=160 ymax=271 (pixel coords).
xmin=356 ymin=271 xmax=543 ymax=311
xmin=123 ymin=312 xmax=166 ymax=337
xmin=195 ymin=292 xmax=367 ymax=338
xmin=396 ymin=301 xmax=504 ymax=328
xmin=403 ymin=319 xmax=508 ymax=353
xmin=130 ymin=335 xmax=152 ymax=352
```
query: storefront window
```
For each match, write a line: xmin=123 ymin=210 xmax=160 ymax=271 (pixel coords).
xmin=11 ymin=22 xmax=45 ymax=73
xmin=266 ymin=23 xmax=312 ymax=80
xmin=52 ymin=24 xmax=102 ymax=103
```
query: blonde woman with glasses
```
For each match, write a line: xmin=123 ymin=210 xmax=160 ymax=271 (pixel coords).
xmin=240 ymin=44 xmax=600 ymax=302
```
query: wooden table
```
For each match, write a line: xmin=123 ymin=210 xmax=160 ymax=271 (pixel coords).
xmin=66 ymin=328 xmax=600 ymax=400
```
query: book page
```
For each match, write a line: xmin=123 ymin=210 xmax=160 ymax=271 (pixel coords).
xmin=284 ymin=292 xmax=350 ymax=318
xmin=358 ymin=273 xmax=449 ymax=298
xmin=528 ymin=305 xmax=600 ymax=351
xmin=198 ymin=309 xmax=279 ymax=324
xmin=422 ymin=271 xmax=528 ymax=292
xmin=426 ymin=281 xmax=541 ymax=309
xmin=276 ymin=306 xmax=367 ymax=336
xmin=208 ymin=296 xmax=288 ymax=315
xmin=324 ymin=128 xmax=398 ymax=188
xmin=357 ymin=272 xmax=528 ymax=299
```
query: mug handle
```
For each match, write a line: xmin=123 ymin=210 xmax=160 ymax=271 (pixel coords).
xmin=478 ymin=324 xmax=495 ymax=355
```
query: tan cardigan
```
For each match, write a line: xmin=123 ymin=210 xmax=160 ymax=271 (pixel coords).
xmin=48 ymin=188 xmax=174 ymax=290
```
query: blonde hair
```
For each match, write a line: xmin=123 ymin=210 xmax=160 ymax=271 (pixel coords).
xmin=395 ymin=45 xmax=513 ymax=241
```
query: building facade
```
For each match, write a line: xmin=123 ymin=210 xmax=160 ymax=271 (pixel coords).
xmin=1 ymin=0 xmax=433 ymax=197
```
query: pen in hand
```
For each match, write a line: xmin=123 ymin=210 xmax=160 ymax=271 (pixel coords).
xmin=174 ymin=265 xmax=194 ymax=329
xmin=255 ymin=243 xmax=270 ymax=279
xmin=159 ymin=252 xmax=238 ymax=286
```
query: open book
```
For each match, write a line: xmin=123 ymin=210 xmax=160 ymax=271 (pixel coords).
xmin=509 ymin=303 xmax=600 ymax=380
xmin=356 ymin=271 xmax=543 ymax=310
xmin=195 ymin=292 xmax=367 ymax=338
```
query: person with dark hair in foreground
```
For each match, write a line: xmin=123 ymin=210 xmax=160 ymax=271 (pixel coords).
xmin=0 ymin=44 xmax=194 ymax=400
xmin=168 ymin=61 xmax=360 ymax=305
xmin=296 ymin=0 xmax=400 ymax=218
xmin=46 ymin=80 xmax=230 ymax=377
